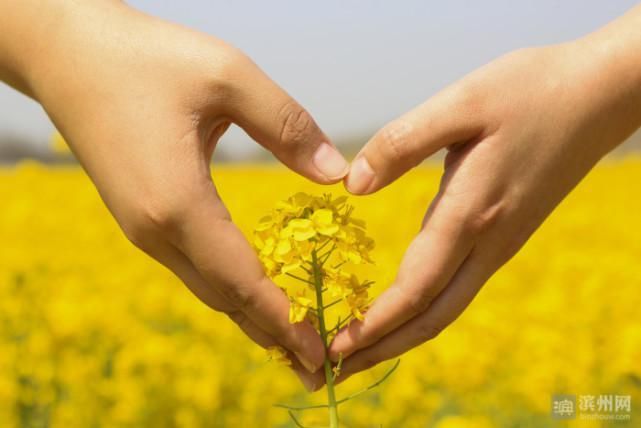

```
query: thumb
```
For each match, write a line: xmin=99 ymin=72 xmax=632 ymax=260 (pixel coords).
xmin=345 ymin=85 xmax=485 ymax=194
xmin=229 ymin=63 xmax=348 ymax=184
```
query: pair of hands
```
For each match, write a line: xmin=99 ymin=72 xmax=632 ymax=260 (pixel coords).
xmin=4 ymin=1 xmax=641 ymax=389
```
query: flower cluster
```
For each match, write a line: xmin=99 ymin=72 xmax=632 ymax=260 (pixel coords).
xmin=253 ymin=193 xmax=375 ymax=325
xmin=254 ymin=193 xmax=386 ymax=428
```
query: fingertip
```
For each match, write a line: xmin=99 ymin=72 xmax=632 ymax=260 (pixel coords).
xmin=327 ymin=345 xmax=341 ymax=363
xmin=345 ymin=155 xmax=376 ymax=194
xmin=333 ymin=359 xmax=359 ymax=385
xmin=328 ymin=322 xmax=362 ymax=362
xmin=292 ymin=366 xmax=323 ymax=392
xmin=312 ymin=142 xmax=349 ymax=182
xmin=293 ymin=322 xmax=326 ymax=372
xmin=327 ymin=335 xmax=343 ymax=362
xmin=295 ymin=351 xmax=318 ymax=374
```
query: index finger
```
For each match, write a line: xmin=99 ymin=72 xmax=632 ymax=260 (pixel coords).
xmin=227 ymin=58 xmax=348 ymax=184
xmin=329 ymin=198 xmax=474 ymax=361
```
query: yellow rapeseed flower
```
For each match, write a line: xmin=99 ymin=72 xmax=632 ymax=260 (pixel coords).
xmin=253 ymin=192 xmax=375 ymax=327
xmin=253 ymin=192 xmax=387 ymax=428
xmin=289 ymin=293 xmax=313 ymax=324
xmin=266 ymin=346 xmax=291 ymax=366
xmin=4 ymin=163 xmax=640 ymax=427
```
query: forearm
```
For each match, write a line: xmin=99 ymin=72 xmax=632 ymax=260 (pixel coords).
xmin=586 ymin=3 xmax=641 ymax=85
xmin=0 ymin=0 xmax=123 ymax=99
xmin=571 ymin=4 xmax=641 ymax=154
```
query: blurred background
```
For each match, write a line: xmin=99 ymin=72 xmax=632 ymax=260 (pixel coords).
xmin=1 ymin=0 xmax=641 ymax=163
xmin=2 ymin=2 xmax=641 ymax=427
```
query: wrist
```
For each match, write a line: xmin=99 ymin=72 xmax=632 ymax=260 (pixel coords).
xmin=0 ymin=0 xmax=130 ymax=103
xmin=33 ymin=1 xmax=132 ymax=102
xmin=567 ymin=6 xmax=641 ymax=154
xmin=0 ymin=0 xmax=61 ymax=97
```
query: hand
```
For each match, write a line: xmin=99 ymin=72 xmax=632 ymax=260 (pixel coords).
xmin=1 ymin=1 xmax=351 ymax=385
xmin=329 ymin=9 xmax=641 ymax=381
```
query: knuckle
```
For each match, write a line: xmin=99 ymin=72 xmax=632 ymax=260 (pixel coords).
xmin=376 ymin=120 xmax=417 ymax=167
xmin=210 ymin=45 xmax=252 ymax=87
xmin=277 ymin=101 xmax=316 ymax=152
xmin=227 ymin=310 xmax=251 ymax=329
xmin=461 ymin=199 xmax=506 ymax=236
xmin=409 ymin=289 xmax=439 ymax=315
xmin=451 ymin=79 xmax=484 ymax=115
xmin=415 ymin=321 xmax=444 ymax=342
xmin=121 ymin=197 xmax=186 ymax=251
xmin=398 ymin=286 xmax=438 ymax=317
xmin=141 ymin=200 xmax=183 ymax=233
xmin=200 ymin=44 xmax=266 ymax=107
xmin=121 ymin=224 xmax=152 ymax=252
xmin=218 ymin=284 xmax=256 ymax=313
xmin=345 ymin=323 xmax=377 ymax=350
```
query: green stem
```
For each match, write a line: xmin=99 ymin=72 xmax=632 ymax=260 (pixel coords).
xmin=312 ymin=250 xmax=339 ymax=428
xmin=319 ymin=244 xmax=336 ymax=265
xmin=326 ymin=314 xmax=354 ymax=336
xmin=322 ymin=299 xmax=342 ymax=310
xmin=285 ymin=272 xmax=315 ymax=286
xmin=335 ymin=359 xmax=400 ymax=405
xmin=274 ymin=359 xmax=400 ymax=411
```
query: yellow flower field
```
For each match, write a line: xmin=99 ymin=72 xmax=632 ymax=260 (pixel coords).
xmin=1 ymin=159 xmax=640 ymax=427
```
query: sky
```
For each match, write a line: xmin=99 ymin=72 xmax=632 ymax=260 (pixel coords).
xmin=0 ymin=0 xmax=638 ymax=158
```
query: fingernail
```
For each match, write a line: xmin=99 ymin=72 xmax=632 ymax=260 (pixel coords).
xmin=295 ymin=352 xmax=318 ymax=373
xmin=346 ymin=156 xmax=375 ymax=194
xmin=329 ymin=348 xmax=347 ymax=363
xmin=313 ymin=143 xmax=349 ymax=180
xmin=294 ymin=369 xmax=318 ymax=392
xmin=327 ymin=343 xmax=339 ymax=362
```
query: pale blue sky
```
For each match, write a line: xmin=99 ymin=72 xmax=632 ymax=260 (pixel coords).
xmin=0 ymin=1 xmax=637 ymax=157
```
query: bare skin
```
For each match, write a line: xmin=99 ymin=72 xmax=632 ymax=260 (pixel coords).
xmin=3 ymin=1 xmax=641 ymax=393
xmin=329 ymin=5 xmax=641 ymax=383
xmin=0 ymin=0 xmax=354 ymax=388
